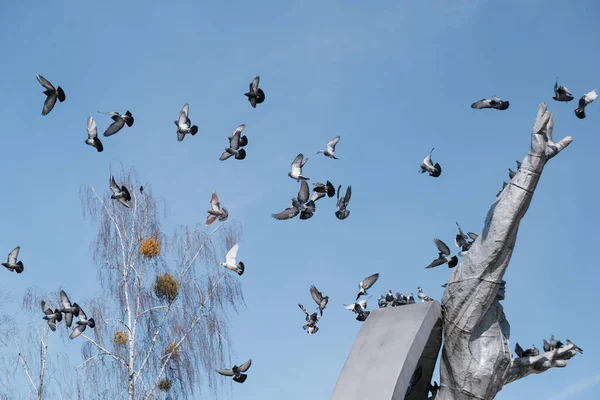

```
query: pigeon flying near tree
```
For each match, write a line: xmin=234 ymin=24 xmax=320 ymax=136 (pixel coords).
xmin=85 ymin=116 xmax=104 ymax=152
xmin=271 ymin=180 xmax=316 ymax=221
xmin=553 ymin=79 xmax=574 ymax=102
xmin=2 ymin=246 xmax=24 ymax=274
xmin=174 ymin=103 xmax=199 ymax=142
xmin=574 ymin=90 xmax=598 ymax=119
xmin=425 ymin=239 xmax=459 ymax=269
xmin=205 ymin=191 xmax=229 ymax=225
xmin=59 ymin=290 xmax=80 ymax=328
xmin=335 ymin=185 xmax=352 ymax=220
xmin=288 ymin=153 xmax=310 ymax=181
xmin=216 ymin=359 xmax=252 ymax=383
xmin=36 ymin=74 xmax=66 ymax=116
xmin=97 ymin=110 xmax=134 ymax=136
xmin=220 ymin=244 xmax=244 ymax=276
xmin=310 ymin=285 xmax=328 ymax=316
xmin=41 ymin=301 xmax=62 ymax=331
xmin=317 ymin=136 xmax=341 ymax=159
xmin=109 ymin=175 xmax=132 ymax=208
xmin=310 ymin=181 xmax=336 ymax=203
xmin=219 ymin=124 xmax=247 ymax=161
xmin=471 ymin=96 xmax=510 ymax=110
xmin=69 ymin=305 xmax=95 ymax=339
xmin=419 ymin=148 xmax=442 ymax=178
xmin=245 ymin=75 xmax=265 ymax=108
xmin=356 ymin=273 xmax=379 ymax=300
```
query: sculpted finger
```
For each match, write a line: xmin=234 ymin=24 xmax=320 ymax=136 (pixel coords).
xmin=554 ymin=136 xmax=573 ymax=154
xmin=532 ymin=103 xmax=550 ymax=135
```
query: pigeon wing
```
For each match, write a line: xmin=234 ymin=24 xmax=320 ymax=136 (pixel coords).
xmin=41 ymin=301 xmax=52 ymax=315
xmin=210 ymin=192 xmax=221 ymax=212
xmin=36 ymin=74 xmax=56 ymax=91
xmin=468 ymin=232 xmax=479 ymax=241
xmin=78 ymin=306 xmax=87 ymax=322
xmin=103 ymin=119 xmax=125 ymax=137
xmin=361 ymin=273 xmax=379 ymax=290
xmin=87 ymin=116 xmax=98 ymax=139
xmin=232 ymin=124 xmax=246 ymax=138
xmin=310 ymin=285 xmax=323 ymax=305
xmin=471 ymin=99 xmax=491 ymax=109
xmin=219 ymin=151 xmax=233 ymax=161
xmin=229 ymin=130 xmax=240 ymax=150
xmin=60 ymin=290 xmax=72 ymax=309
xmin=290 ymin=154 xmax=304 ymax=175
xmin=250 ymin=76 xmax=260 ymax=93
xmin=69 ymin=324 xmax=85 ymax=339
xmin=425 ymin=255 xmax=446 ymax=269
xmin=206 ymin=214 xmax=218 ymax=225
xmin=177 ymin=110 xmax=188 ymax=126
xmin=226 ymin=244 xmax=239 ymax=265
xmin=433 ymin=238 xmax=451 ymax=256
xmin=181 ymin=103 xmax=189 ymax=118
xmin=109 ymin=176 xmax=121 ymax=195
xmin=239 ymin=359 xmax=252 ymax=372
xmin=216 ymin=368 xmax=234 ymax=377
xmin=298 ymin=181 xmax=310 ymax=203
xmin=344 ymin=186 xmax=352 ymax=205
xmin=42 ymin=94 xmax=58 ymax=116
xmin=7 ymin=246 xmax=19 ymax=264
xmin=327 ymin=136 xmax=340 ymax=153
xmin=271 ymin=207 xmax=299 ymax=220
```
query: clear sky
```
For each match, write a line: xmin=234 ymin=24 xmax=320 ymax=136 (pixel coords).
xmin=0 ymin=0 xmax=599 ymax=399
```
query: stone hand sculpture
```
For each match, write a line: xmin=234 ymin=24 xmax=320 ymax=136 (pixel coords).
xmin=437 ymin=103 xmax=577 ymax=400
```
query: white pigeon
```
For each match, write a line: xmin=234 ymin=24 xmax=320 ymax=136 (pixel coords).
xmin=417 ymin=287 xmax=433 ymax=302
xmin=220 ymin=244 xmax=244 ymax=276
xmin=175 ymin=103 xmax=199 ymax=142
xmin=574 ymin=90 xmax=598 ymax=119
xmin=317 ymin=136 xmax=340 ymax=159
xmin=288 ymin=153 xmax=310 ymax=181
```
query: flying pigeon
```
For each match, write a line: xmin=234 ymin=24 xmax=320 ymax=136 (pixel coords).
xmin=69 ymin=305 xmax=95 ymax=339
xmin=310 ymin=285 xmax=328 ymax=316
xmin=84 ymin=116 xmax=104 ymax=152
xmin=271 ymin=180 xmax=316 ymax=221
xmin=317 ymin=136 xmax=341 ymax=159
xmin=41 ymin=301 xmax=62 ymax=331
xmin=335 ymin=185 xmax=351 ymax=220
xmin=59 ymin=290 xmax=80 ymax=328
xmin=356 ymin=273 xmax=379 ymax=300
xmin=219 ymin=124 xmax=247 ymax=161
xmin=574 ymin=90 xmax=598 ymax=119
xmin=36 ymin=74 xmax=66 ymax=116
xmin=174 ymin=103 xmax=199 ymax=142
xmin=216 ymin=359 xmax=252 ymax=383
xmin=245 ymin=75 xmax=265 ymax=108
xmin=553 ymin=79 xmax=574 ymax=102
xmin=2 ymin=246 xmax=24 ymax=274
xmin=310 ymin=181 xmax=336 ymax=203
xmin=205 ymin=192 xmax=229 ymax=225
xmin=419 ymin=148 xmax=442 ymax=178
xmin=299 ymin=304 xmax=320 ymax=324
xmin=471 ymin=96 xmax=510 ymax=110
xmin=97 ymin=110 xmax=134 ymax=137
xmin=454 ymin=222 xmax=473 ymax=252
xmin=425 ymin=239 xmax=459 ymax=269
xmin=343 ymin=298 xmax=369 ymax=315
xmin=566 ymin=339 xmax=583 ymax=354
xmin=417 ymin=287 xmax=433 ymax=302
xmin=288 ymin=153 xmax=310 ymax=181
xmin=220 ymin=244 xmax=244 ymax=276
xmin=306 ymin=325 xmax=319 ymax=335
xmin=109 ymin=175 xmax=132 ymax=208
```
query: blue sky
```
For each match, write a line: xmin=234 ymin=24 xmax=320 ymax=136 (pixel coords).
xmin=0 ymin=0 xmax=599 ymax=399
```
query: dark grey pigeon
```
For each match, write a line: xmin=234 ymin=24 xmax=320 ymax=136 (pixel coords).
xmin=245 ymin=75 xmax=265 ymax=108
xmin=356 ymin=273 xmax=379 ymax=300
xmin=219 ymin=124 xmax=247 ymax=161
xmin=85 ymin=116 xmax=104 ymax=152
xmin=36 ymin=74 xmax=66 ymax=116
xmin=419 ymin=148 xmax=442 ymax=177
xmin=508 ymin=168 xmax=516 ymax=180
xmin=317 ymin=136 xmax=340 ymax=159
xmin=335 ymin=185 xmax=351 ymax=220
xmin=471 ymin=96 xmax=510 ymax=110
xmin=288 ymin=153 xmax=310 ymax=181
xmin=425 ymin=239 xmax=458 ymax=269
xmin=310 ymin=181 xmax=336 ymax=203
xmin=97 ymin=110 xmax=134 ymax=136
xmin=216 ymin=359 xmax=252 ymax=383
xmin=543 ymin=338 xmax=551 ymax=352
xmin=59 ymin=290 xmax=80 ymax=328
xmin=310 ymin=285 xmax=328 ymax=316
xmin=271 ymin=181 xmax=315 ymax=220
xmin=496 ymin=181 xmax=508 ymax=197
xmin=2 ymin=246 xmax=24 ymax=274
xmin=69 ymin=305 xmax=95 ymax=339
xmin=553 ymin=79 xmax=574 ymax=102
xmin=174 ymin=103 xmax=199 ymax=142
xmin=574 ymin=90 xmax=597 ymax=119
xmin=343 ymin=298 xmax=369 ymax=316
xmin=516 ymin=160 xmax=522 ymax=170
xmin=299 ymin=304 xmax=320 ymax=335
xmin=109 ymin=175 xmax=132 ymax=208
xmin=454 ymin=222 xmax=472 ymax=252
xmin=41 ymin=301 xmax=62 ymax=331
xmin=548 ymin=334 xmax=557 ymax=351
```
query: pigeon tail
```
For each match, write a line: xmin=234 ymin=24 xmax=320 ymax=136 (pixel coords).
xmin=575 ymin=109 xmax=586 ymax=119
xmin=233 ymin=374 xmax=248 ymax=383
xmin=448 ymin=256 xmax=459 ymax=268
xmin=236 ymin=261 xmax=245 ymax=276
xmin=56 ymin=87 xmax=66 ymax=102
xmin=88 ymin=318 xmax=96 ymax=328
xmin=190 ymin=125 xmax=198 ymax=135
xmin=235 ymin=148 xmax=247 ymax=160
xmin=238 ymin=135 xmax=248 ymax=147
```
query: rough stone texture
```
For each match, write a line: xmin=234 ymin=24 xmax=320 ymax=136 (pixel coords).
xmin=331 ymin=302 xmax=442 ymax=400
xmin=436 ymin=103 xmax=579 ymax=400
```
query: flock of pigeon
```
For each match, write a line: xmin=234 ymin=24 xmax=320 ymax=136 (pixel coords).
xmin=3 ymin=73 xmax=586 ymax=387
xmin=514 ymin=336 xmax=583 ymax=359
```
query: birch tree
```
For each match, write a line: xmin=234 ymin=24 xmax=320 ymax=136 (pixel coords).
xmin=77 ymin=167 xmax=244 ymax=399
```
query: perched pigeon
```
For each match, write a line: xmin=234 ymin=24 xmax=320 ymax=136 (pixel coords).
xmin=574 ymin=90 xmax=598 ymax=119
xmin=429 ymin=381 xmax=440 ymax=398
xmin=553 ymin=79 xmax=574 ymax=102
xmin=109 ymin=175 xmax=132 ymax=208
xmin=417 ymin=286 xmax=433 ymax=302
xmin=385 ymin=290 xmax=395 ymax=306
xmin=419 ymin=148 xmax=442 ymax=178
xmin=514 ymin=342 xmax=538 ymax=358
xmin=548 ymin=335 xmax=557 ymax=351
xmin=219 ymin=124 xmax=247 ymax=161
xmin=41 ymin=301 xmax=62 ymax=331
xmin=496 ymin=181 xmax=508 ymax=197
xmin=508 ymin=168 xmax=516 ymax=180
xmin=2 ymin=246 xmax=24 ymax=273
xmin=395 ymin=292 xmax=407 ymax=306
xmin=245 ymin=76 xmax=265 ymax=108
xmin=516 ymin=160 xmax=522 ymax=170
xmin=441 ymin=283 xmax=448 ymax=288
xmin=543 ymin=338 xmax=551 ymax=352
xmin=59 ymin=290 xmax=80 ymax=328
xmin=140 ymin=186 xmax=144 ymax=194
xmin=205 ymin=192 xmax=229 ymax=225
xmin=69 ymin=305 xmax=95 ymax=339
xmin=425 ymin=239 xmax=459 ymax=269
xmin=97 ymin=110 xmax=134 ymax=137
xmin=454 ymin=222 xmax=473 ymax=252
xmin=317 ymin=136 xmax=341 ymax=159
xmin=36 ymin=74 xmax=66 ymax=116
xmin=356 ymin=273 xmax=379 ymax=300
xmin=288 ymin=153 xmax=310 ymax=181
xmin=84 ymin=116 xmax=104 ymax=152
xmin=335 ymin=185 xmax=352 ymax=220
xmin=566 ymin=339 xmax=583 ymax=354
xmin=220 ymin=244 xmax=244 ymax=276
xmin=471 ymin=96 xmax=510 ymax=110
xmin=310 ymin=285 xmax=328 ymax=316
xmin=216 ymin=359 xmax=252 ymax=383
xmin=271 ymin=181 xmax=316 ymax=221
xmin=406 ymin=293 xmax=416 ymax=304
xmin=174 ymin=103 xmax=199 ymax=142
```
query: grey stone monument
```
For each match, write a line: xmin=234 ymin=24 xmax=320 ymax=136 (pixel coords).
xmin=332 ymin=104 xmax=581 ymax=400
